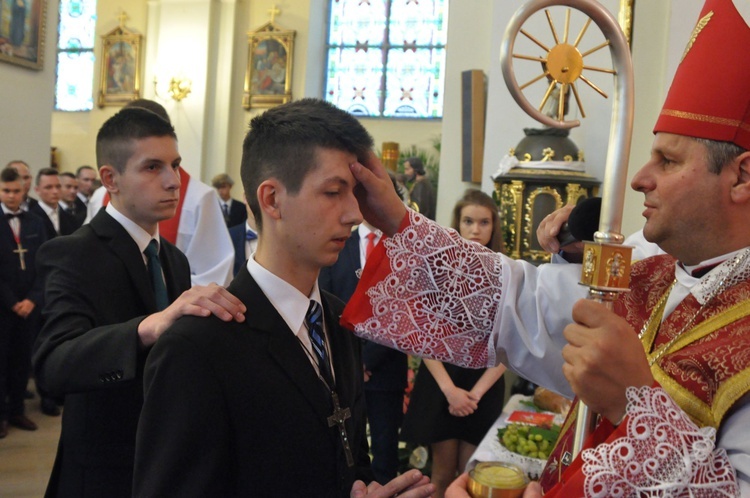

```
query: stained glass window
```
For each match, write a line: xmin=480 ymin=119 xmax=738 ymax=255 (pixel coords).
xmin=325 ymin=0 xmax=447 ymax=119
xmin=54 ymin=0 xmax=97 ymax=112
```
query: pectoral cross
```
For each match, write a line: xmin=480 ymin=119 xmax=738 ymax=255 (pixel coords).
xmin=327 ymin=391 xmax=354 ymax=467
xmin=13 ymin=242 xmax=27 ymax=270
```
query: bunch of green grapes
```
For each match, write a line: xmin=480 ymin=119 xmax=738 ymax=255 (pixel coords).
xmin=497 ymin=423 xmax=561 ymax=460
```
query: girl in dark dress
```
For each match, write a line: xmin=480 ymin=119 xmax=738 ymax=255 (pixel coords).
xmin=401 ymin=189 xmax=507 ymax=497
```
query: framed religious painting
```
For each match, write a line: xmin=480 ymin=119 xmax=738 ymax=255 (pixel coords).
xmin=98 ymin=25 xmax=142 ymax=107
xmin=0 ymin=0 xmax=48 ymax=70
xmin=243 ymin=22 xmax=295 ymax=109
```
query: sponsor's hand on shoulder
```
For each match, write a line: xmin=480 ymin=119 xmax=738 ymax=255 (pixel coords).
xmin=138 ymin=283 xmax=246 ymax=346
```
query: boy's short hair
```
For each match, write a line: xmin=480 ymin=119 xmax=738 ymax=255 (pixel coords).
xmin=96 ymin=107 xmax=176 ymax=173
xmin=76 ymin=165 xmax=95 ymax=177
xmin=1 ymin=167 xmax=20 ymax=183
xmin=5 ymin=160 xmax=29 ymax=169
xmin=36 ymin=167 xmax=59 ymax=186
xmin=240 ymin=98 xmax=374 ymax=231
xmin=211 ymin=173 xmax=234 ymax=188
xmin=123 ymin=99 xmax=172 ymax=123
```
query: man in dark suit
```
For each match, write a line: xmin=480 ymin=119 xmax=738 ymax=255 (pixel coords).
xmin=6 ymin=160 xmax=38 ymax=212
xmin=33 ymin=108 xmax=246 ymax=498
xmin=134 ymin=99 xmax=433 ymax=498
xmin=212 ymin=172 xmax=248 ymax=227
xmin=58 ymin=171 xmax=86 ymax=229
xmin=0 ymin=167 xmax=49 ymax=438
xmin=75 ymin=165 xmax=97 ymax=214
xmin=29 ymin=168 xmax=77 ymax=237
xmin=319 ymin=219 xmax=409 ymax=485
xmin=228 ymin=204 xmax=258 ymax=276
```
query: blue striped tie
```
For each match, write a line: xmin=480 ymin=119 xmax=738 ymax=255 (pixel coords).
xmin=306 ymin=300 xmax=334 ymax=388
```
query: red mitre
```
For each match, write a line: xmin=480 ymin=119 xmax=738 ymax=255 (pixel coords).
xmin=653 ymin=0 xmax=750 ymax=150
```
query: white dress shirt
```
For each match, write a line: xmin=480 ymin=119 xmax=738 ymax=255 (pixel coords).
xmin=246 ymin=255 xmax=333 ymax=380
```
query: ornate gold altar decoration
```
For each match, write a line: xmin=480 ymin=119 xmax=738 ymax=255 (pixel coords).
xmin=500 ymin=0 xmax=635 ymax=459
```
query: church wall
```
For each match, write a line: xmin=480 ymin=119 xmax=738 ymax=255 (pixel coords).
xmin=225 ymin=0 xmax=444 ymax=200
xmin=49 ymin=0 xmax=148 ymax=174
xmin=36 ymin=0 xmax=706 ymax=238
xmin=0 ymin=0 xmax=58 ymax=177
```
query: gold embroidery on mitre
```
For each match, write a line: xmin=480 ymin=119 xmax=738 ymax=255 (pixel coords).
xmin=682 ymin=10 xmax=713 ymax=62
xmin=660 ymin=109 xmax=750 ymax=133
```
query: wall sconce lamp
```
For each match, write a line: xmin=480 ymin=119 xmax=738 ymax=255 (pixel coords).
xmin=153 ymin=76 xmax=192 ymax=102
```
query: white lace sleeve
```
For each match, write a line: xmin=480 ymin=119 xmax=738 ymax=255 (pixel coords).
xmin=354 ymin=211 xmax=503 ymax=368
xmin=582 ymin=386 xmax=739 ymax=497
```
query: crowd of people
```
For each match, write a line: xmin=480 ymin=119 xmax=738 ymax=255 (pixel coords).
xmin=2 ymin=1 xmax=749 ymax=496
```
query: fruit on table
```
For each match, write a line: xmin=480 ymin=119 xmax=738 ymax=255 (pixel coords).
xmin=497 ymin=423 xmax=561 ymax=460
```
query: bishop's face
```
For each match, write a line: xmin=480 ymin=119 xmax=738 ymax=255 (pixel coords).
xmin=630 ymin=132 xmax=735 ymax=265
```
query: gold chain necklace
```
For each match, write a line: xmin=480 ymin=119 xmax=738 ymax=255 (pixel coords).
xmin=639 ymin=249 xmax=750 ymax=366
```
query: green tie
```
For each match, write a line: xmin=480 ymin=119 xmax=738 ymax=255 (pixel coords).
xmin=144 ymin=239 xmax=169 ymax=311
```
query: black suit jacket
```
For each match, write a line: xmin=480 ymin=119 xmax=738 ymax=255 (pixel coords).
xmin=135 ymin=268 xmax=372 ymax=497
xmin=65 ymin=198 xmax=87 ymax=229
xmin=0 ymin=210 xmax=48 ymax=311
xmin=319 ymin=231 xmax=407 ymax=392
xmin=228 ymin=223 xmax=249 ymax=276
xmin=29 ymin=202 xmax=78 ymax=237
xmin=33 ymin=209 xmax=191 ymax=498
xmin=74 ymin=196 xmax=87 ymax=217
xmin=224 ymin=198 xmax=247 ymax=228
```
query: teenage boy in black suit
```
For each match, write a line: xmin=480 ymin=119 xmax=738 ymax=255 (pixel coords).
xmin=319 ymin=174 xmax=409 ymax=485
xmin=134 ymin=99 xmax=433 ymax=498
xmin=33 ymin=108 xmax=246 ymax=498
xmin=0 ymin=167 xmax=49 ymax=438
xmin=212 ymin=172 xmax=248 ymax=228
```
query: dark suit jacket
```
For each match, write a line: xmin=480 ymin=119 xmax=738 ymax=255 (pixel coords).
xmin=66 ymin=197 xmax=87 ymax=228
xmin=319 ymin=231 xmax=407 ymax=392
xmin=0 ymin=210 xmax=48 ymax=311
xmin=33 ymin=209 xmax=191 ymax=498
xmin=29 ymin=202 xmax=78 ymax=237
xmin=74 ymin=196 xmax=87 ymax=218
xmin=224 ymin=198 xmax=247 ymax=228
xmin=134 ymin=268 xmax=372 ymax=497
xmin=228 ymin=223 xmax=250 ymax=276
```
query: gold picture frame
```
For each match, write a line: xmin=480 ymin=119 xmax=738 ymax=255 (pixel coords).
xmin=243 ymin=22 xmax=295 ymax=109
xmin=0 ymin=0 xmax=48 ymax=70
xmin=98 ymin=25 xmax=142 ymax=108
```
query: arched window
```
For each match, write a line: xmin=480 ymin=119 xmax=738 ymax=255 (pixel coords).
xmin=54 ymin=0 xmax=97 ymax=111
xmin=325 ymin=0 xmax=448 ymax=119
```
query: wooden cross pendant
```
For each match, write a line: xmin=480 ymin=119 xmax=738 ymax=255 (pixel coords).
xmin=327 ymin=391 xmax=354 ymax=467
xmin=13 ymin=242 xmax=27 ymax=270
